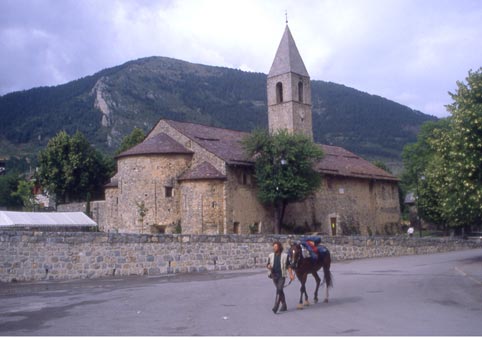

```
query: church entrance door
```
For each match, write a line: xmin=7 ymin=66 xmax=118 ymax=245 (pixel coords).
xmin=330 ymin=217 xmax=337 ymax=236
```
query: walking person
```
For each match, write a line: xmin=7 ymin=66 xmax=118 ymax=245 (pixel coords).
xmin=267 ymin=241 xmax=295 ymax=314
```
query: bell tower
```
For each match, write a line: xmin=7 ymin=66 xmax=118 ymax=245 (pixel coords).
xmin=267 ymin=25 xmax=313 ymax=140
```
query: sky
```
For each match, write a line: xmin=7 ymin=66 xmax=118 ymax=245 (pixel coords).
xmin=1 ymin=0 xmax=482 ymax=118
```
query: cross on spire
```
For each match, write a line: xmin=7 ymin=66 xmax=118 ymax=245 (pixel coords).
xmin=285 ymin=10 xmax=288 ymax=24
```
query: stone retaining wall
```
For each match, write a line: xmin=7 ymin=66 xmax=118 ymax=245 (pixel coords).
xmin=57 ymin=201 xmax=105 ymax=228
xmin=1 ymin=231 xmax=481 ymax=283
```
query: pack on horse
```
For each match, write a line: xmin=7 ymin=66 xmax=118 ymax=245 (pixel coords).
xmin=289 ymin=236 xmax=333 ymax=309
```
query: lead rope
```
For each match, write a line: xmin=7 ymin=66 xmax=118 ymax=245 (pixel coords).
xmin=284 ymin=278 xmax=293 ymax=288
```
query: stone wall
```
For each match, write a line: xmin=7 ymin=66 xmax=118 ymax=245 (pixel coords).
xmin=57 ymin=201 xmax=106 ymax=228
xmin=179 ymin=179 xmax=225 ymax=234
xmin=226 ymin=166 xmax=273 ymax=234
xmin=284 ymin=176 xmax=401 ymax=235
xmin=1 ymin=231 xmax=480 ymax=283
xmin=106 ymin=154 xmax=192 ymax=233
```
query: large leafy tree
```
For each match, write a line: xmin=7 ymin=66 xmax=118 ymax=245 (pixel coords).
xmin=115 ymin=127 xmax=146 ymax=155
xmin=435 ymin=68 xmax=482 ymax=229
xmin=37 ymin=131 xmax=114 ymax=204
xmin=243 ymin=129 xmax=324 ymax=234
xmin=402 ymin=68 xmax=482 ymax=231
xmin=401 ymin=119 xmax=451 ymax=226
xmin=401 ymin=119 xmax=450 ymax=189
xmin=0 ymin=172 xmax=23 ymax=208
xmin=11 ymin=179 xmax=36 ymax=211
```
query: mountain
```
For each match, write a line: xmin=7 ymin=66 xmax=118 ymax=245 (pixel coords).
xmin=0 ymin=56 xmax=436 ymax=172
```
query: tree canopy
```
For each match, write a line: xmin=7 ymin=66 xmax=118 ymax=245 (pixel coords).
xmin=402 ymin=68 xmax=482 ymax=231
xmin=37 ymin=131 xmax=114 ymax=204
xmin=11 ymin=179 xmax=36 ymax=211
xmin=115 ymin=127 xmax=146 ymax=155
xmin=0 ymin=172 xmax=22 ymax=208
xmin=243 ymin=129 xmax=324 ymax=233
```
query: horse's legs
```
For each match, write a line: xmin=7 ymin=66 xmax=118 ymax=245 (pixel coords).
xmin=312 ymin=271 xmax=321 ymax=303
xmin=323 ymin=258 xmax=332 ymax=303
xmin=297 ymin=273 xmax=308 ymax=309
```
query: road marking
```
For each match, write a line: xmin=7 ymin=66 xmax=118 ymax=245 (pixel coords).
xmin=454 ymin=266 xmax=482 ymax=285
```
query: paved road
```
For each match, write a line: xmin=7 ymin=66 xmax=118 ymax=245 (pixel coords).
xmin=0 ymin=249 xmax=481 ymax=336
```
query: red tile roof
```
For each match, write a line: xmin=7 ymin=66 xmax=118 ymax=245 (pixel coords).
xmin=165 ymin=120 xmax=252 ymax=165
xmin=178 ymin=161 xmax=227 ymax=181
xmin=116 ymin=132 xmax=193 ymax=159
xmin=316 ymin=145 xmax=398 ymax=181
xmin=161 ymin=119 xmax=398 ymax=182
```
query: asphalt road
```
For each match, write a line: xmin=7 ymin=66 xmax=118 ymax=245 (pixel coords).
xmin=0 ymin=249 xmax=481 ymax=336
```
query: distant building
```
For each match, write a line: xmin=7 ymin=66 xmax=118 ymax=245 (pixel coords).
xmin=103 ymin=25 xmax=400 ymax=235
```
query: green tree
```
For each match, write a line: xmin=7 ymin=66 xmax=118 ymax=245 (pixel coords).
xmin=401 ymin=119 xmax=450 ymax=190
xmin=402 ymin=68 xmax=482 ymax=232
xmin=11 ymin=179 xmax=36 ymax=211
xmin=401 ymin=119 xmax=451 ymax=227
xmin=372 ymin=160 xmax=392 ymax=174
xmin=37 ymin=131 xmax=114 ymax=204
xmin=416 ymin=155 xmax=448 ymax=228
xmin=136 ymin=200 xmax=149 ymax=233
xmin=115 ymin=127 xmax=146 ymax=155
xmin=435 ymin=68 xmax=482 ymax=229
xmin=243 ymin=129 xmax=324 ymax=234
xmin=0 ymin=172 xmax=23 ymax=208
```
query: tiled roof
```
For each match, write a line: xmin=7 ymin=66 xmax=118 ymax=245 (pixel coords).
xmin=316 ymin=145 xmax=399 ymax=181
xmin=163 ymin=120 xmax=398 ymax=182
xmin=116 ymin=133 xmax=193 ymax=159
xmin=268 ymin=25 xmax=309 ymax=78
xmin=165 ymin=120 xmax=252 ymax=165
xmin=178 ymin=161 xmax=227 ymax=181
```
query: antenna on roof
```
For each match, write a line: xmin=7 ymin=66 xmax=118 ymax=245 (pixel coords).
xmin=285 ymin=10 xmax=288 ymax=24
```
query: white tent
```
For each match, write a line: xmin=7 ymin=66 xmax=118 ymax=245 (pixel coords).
xmin=0 ymin=211 xmax=97 ymax=229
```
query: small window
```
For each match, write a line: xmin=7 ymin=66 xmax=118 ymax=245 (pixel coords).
xmin=233 ymin=222 xmax=240 ymax=234
xmin=298 ymin=81 xmax=303 ymax=102
xmin=165 ymin=186 xmax=173 ymax=198
xmin=276 ymin=82 xmax=283 ymax=103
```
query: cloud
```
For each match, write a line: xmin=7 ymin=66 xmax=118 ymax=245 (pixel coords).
xmin=1 ymin=0 xmax=481 ymax=118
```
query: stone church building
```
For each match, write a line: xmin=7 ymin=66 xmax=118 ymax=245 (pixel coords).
xmin=103 ymin=25 xmax=400 ymax=235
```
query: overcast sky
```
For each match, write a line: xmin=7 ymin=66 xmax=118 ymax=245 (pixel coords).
xmin=1 ymin=0 xmax=481 ymax=117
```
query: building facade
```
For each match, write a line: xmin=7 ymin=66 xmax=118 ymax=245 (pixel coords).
xmin=103 ymin=25 xmax=400 ymax=235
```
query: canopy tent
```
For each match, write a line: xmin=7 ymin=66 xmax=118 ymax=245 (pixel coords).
xmin=0 ymin=211 xmax=97 ymax=230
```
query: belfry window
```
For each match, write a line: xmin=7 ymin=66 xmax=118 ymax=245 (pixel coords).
xmin=298 ymin=81 xmax=303 ymax=102
xmin=276 ymin=82 xmax=283 ymax=103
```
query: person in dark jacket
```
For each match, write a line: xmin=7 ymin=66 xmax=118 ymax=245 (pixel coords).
xmin=267 ymin=241 xmax=295 ymax=313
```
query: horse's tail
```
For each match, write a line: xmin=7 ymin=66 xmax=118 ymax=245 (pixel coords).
xmin=323 ymin=251 xmax=333 ymax=288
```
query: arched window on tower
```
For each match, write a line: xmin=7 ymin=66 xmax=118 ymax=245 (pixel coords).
xmin=276 ymin=82 xmax=283 ymax=103
xmin=298 ymin=81 xmax=303 ymax=103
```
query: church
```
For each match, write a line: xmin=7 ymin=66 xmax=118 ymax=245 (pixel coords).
xmin=103 ymin=25 xmax=401 ymax=236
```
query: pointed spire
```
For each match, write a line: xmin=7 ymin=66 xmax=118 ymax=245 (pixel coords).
xmin=268 ymin=25 xmax=309 ymax=78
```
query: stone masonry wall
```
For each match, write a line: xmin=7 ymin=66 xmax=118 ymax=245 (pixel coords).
xmin=285 ymin=176 xmax=400 ymax=235
xmin=57 ymin=201 xmax=106 ymax=228
xmin=1 ymin=231 xmax=480 ymax=283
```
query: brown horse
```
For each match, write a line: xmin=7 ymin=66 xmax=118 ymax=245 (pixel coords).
xmin=289 ymin=242 xmax=333 ymax=309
